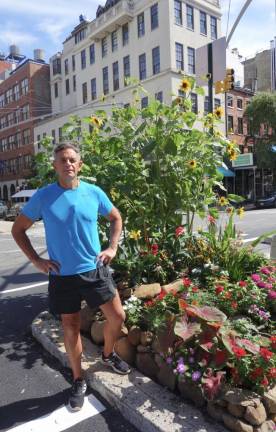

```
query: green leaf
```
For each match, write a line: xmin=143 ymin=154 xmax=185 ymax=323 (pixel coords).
xmin=164 ymin=137 xmax=177 ymax=156
xmin=227 ymin=194 xmax=245 ymax=203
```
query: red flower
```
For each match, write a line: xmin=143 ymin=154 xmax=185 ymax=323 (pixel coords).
xmin=270 ymin=335 xmax=276 ymax=349
xmin=214 ymin=349 xmax=228 ymax=366
xmin=225 ymin=292 xmax=232 ymax=299
xmin=260 ymin=348 xmax=273 ymax=362
xmin=192 ymin=286 xmax=199 ymax=293
xmin=183 ymin=277 xmax=192 ymax=287
xmin=151 ymin=243 xmax=159 ymax=255
xmin=250 ymin=367 xmax=264 ymax=379
xmin=175 ymin=226 xmax=185 ymax=237
xmin=215 ymin=285 xmax=224 ymax=294
xmin=231 ymin=301 xmax=238 ymax=309
xmin=157 ymin=290 xmax=166 ymax=300
xmin=261 ymin=376 xmax=269 ymax=387
xmin=269 ymin=368 xmax=276 ymax=378
xmin=145 ymin=300 xmax=155 ymax=308
xmin=232 ymin=346 xmax=247 ymax=357
xmin=238 ymin=281 xmax=247 ymax=287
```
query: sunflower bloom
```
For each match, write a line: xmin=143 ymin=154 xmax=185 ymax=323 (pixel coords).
xmin=179 ymin=78 xmax=191 ymax=92
xmin=129 ymin=230 xmax=141 ymax=240
xmin=229 ymin=149 xmax=238 ymax=161
xmin=219 ymin=196 xmax=229 ymax=206
xmin=90 ymin=116 xmax=103 ymax=128
xmin=237 ymin=207 xmax=244 ymax=218
xmin=226 ymin=206 xmax=234 ymax=215
xmin=188 ymin=160 xmax=197 ymax=169
xmin=214 ymin=106 xmax=223 ymax=119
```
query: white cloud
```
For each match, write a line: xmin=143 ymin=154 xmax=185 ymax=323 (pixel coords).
xmin=0 ymin=22 xmax=37 ymax=47
xmin=35 ymin=19 xmax=73 ymax=45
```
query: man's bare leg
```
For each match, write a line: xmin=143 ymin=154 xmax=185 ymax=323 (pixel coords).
xmin=100 ymin=290 xmax=126 ymax=356
xmin=61 ymin=312 xmax=82 ymax=380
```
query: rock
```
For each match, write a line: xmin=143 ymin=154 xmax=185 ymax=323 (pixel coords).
xmin=137 ymin=344 xmax=151 ymax=353
xmin=263 ymin=387 xmax=276 ymax=414
xmin=121 ymin=288 xmax=133 ymax=299
xmin=222 ymin=387 xmax=260 ymax=407
xmin=156 ymin=363 xmax=176 ymax=392
xmin=114 ymin=337 xmax=136 ymax=365
xmin=127 ymin=326 xmax=142 ymax=346
xmin=245 ymin=404 xmax=267 ymax=426
xmin=140 ymin=331 xmax=153 ymax=346
xmin=119 ymin=325 xmax=128 ymax=337
xmin=90 ymin=320 xmax=106 ymax=345
xmin=228 ymin=402 xmax=246 ymax=418
xmin=80 ymin=304 xmax=98 ymax=333
xmin=133 ymin=283 xmax=161 ymax=299
xmin=162 ymin=279 xmax=183 ymax=294
xmin=154 ymin=353 xmax=164 ymax=368
xmin=136 ymin=353 xmax=158 ymax=379
xmin=207 ymin=402 xmax=224 ymax=421
xmin=116 ymin=281 xmax=129 ymax=291
xmin=217 ymin=399 xmax=228 ymax=407
xmin=178 ymin=380 xmax=206 ymax=408
xmin=222 ymin=413 xmax=253 ymax=432
xmin=254 ymin=420 xmax=275 ymax=432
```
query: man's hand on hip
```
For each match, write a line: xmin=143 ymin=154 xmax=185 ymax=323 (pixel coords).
xmin=97 ymin=247 xmax=117 ymax=265
xmin=33 ymin=257 xmax=60 ymax=274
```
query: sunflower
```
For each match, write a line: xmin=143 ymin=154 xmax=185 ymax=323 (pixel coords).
xmin=129 ymin=230 xmax=141 ymax=240
xmin=226 ymin=206 xmax=234 ymax=215
xmin=174 ymin=97 xmax=182 ymax=105
xmin=237 ymin=207 xmax=245 ymax=218
xmin=229 ymin=149 xmax=238 ymax=161
xmin=179 ymin=78 xmax=191 ymax=92
xmin=218 ymin=196 xmax=229 ymax=206
xmin=188 ymin=160 xmax=197 ymax=169
xmin=90 ymin=116 xmax=103 ymax=128
xmin=214 ymin=106 xmax=223 ymax=119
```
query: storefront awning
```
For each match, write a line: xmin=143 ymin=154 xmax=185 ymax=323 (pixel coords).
xmin=12 ymin=189 xmax=37 ymax=198
xmin=217 ymin=166 xmax=235 ymax=177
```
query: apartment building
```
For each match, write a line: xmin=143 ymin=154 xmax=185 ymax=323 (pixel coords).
xmin=0 ymin=49 xmax=51 ymax=201
xmin=35 ymin=0 xmax=223 ymax=146
xmin=244 ymin=48 xmax=273 ymax=93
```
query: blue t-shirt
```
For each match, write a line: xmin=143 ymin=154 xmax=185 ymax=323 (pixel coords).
xmin=21 ymin=181 xmax=114 ymax=275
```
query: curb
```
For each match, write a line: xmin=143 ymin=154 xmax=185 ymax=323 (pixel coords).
xmin=31 ymin=311 xmax=227 ymax=432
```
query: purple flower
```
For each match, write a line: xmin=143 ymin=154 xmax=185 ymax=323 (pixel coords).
xmin=166 ymin=356 xmax=173 ymax=365
xmin=251 ymin=274 xmax=261 ymax=283
xmin=177 ymin=356 xmax=184 ymax=364
xmin=188 ymin=356 xmax=195 ymax=364
xmin=192 ymin=371 xmax=201 ymax=381
xmin=268 ymin=290 xmax=276 ymax=300
xmin=189 ymin=348 xmax=195 ymax=355
xmin=265 ymin=283 xmax=273 ymax=290
xmin=260 ymin=267 xmax=271 ymax=275
xmin=257 ymin=281 xmax=266 ymax=288
xmin=177 ymin=363 xmax=186 ymax=374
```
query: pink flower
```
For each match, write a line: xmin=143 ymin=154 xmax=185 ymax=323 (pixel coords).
xmin=260 ymin=267 xmax=272 ymax=275
xmin=265 ymin=283 xmax=273 ymax=290
xmin=257 ymin=281 xmax=267 ymax=288
xmin=268 ymin=290 xmax=276 ymax=300
xmin=175 ymin=226 xmax=185 ymax=237
xmin=251 ymin=274 xmax=261 ymax=283
xmin=208 ymin=215 xmax=216 ymax=225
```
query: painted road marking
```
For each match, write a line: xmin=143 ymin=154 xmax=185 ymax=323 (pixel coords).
xmin=0 ymin=246 xmax=45 ymax=254
xmin=242 ymin=237 xmax=258 ymax=243
xmin=1 ymin=281 xmax=48 ymax=294
xmin=7 ymin=394 xmax=105 ymax=432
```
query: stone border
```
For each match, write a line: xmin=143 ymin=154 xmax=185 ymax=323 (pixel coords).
xmin=32 ymin=311 xmax=227 ymax=432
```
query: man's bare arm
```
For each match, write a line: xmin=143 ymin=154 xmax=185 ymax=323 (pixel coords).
xmin=11 ymin=214 xmax=60 ymax=274
xmin=98 ymin=207 xmax=122 ymax=264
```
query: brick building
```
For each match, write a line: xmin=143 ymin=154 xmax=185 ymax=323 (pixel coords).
xmin=0 ymin=49 xmax=51 ymax=201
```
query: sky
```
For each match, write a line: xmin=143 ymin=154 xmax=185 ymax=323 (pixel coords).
xmin=0 ymin=0 xmax=275 ymax=62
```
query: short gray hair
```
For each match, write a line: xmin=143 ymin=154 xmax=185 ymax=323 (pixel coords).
xmin=53 ymin=143 xmax=80 ymax=158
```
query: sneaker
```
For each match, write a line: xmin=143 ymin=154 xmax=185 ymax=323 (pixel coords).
xmin=101 ymin=352 xmax=131 ymax=375
xmin=68 ymin=378 xmax=87 ymax=411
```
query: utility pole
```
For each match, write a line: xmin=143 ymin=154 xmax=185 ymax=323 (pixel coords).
xmin=207 ymin=43 xmax=213 ymax=114
xmin=226 ymin=0 xmax=253 ymax=47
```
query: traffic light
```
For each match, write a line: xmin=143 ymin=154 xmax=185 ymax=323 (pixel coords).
xmin=224 ymin=68 xmax=235 ymax=91
xmin=214 ymin=80 xmax=225 ymax=94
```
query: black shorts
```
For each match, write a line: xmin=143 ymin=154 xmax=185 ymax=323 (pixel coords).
xmin=48 ymin=265 xmax=117 ymax=315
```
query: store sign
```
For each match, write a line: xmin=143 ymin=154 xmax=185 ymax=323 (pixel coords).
xmin=232 ymin=153 xmax=253 ymax=167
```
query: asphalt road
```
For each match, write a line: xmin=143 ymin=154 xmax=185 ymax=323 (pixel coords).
xmin=0 ymin=226 xmax=137 ymax=432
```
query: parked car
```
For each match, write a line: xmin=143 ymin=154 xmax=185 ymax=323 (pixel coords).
xmin=255 ymin=192 xmax=276 ymax=209
xmin=5 ymin=202 xmax=26 ymax=221
xmin=0 ymin=202 xmax=8 ymax=219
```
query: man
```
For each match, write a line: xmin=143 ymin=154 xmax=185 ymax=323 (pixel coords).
xmin=11 ymin=143 xmax=130 ymax=411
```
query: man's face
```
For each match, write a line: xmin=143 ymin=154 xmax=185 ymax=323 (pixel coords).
xmin=53 ymin=148 xmax=82 ymax=182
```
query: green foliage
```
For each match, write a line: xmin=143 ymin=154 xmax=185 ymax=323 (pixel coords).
xmin=245 ymin=92 xmax=276 ymax=135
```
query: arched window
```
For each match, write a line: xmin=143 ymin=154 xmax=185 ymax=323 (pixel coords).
xmin=10 ymin=184 xmax=16 ymax=197
xmin=3 ymin=185 xmax=8 ymax=201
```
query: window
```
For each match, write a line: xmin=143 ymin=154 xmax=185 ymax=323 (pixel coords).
xmin=237 ymin=99 xmax=243 ymax=109
xmin=0 ymin=117 xmax=6 ymax=129
xmin=238 ymin=117 xmax=243 ymax=134
xmin=123 ymin=55 xmax=130 ymax=86
xmin=122 ymin=23 xmax=129 ymax=46
xmin=22 ymin=129 xmax=30 ymax=145
xmin=64 ymin=59 xmax=69 ymax=75
xmin=51 ymin=129 xmax=56 ymax=145
xmin=113 ymin=61 xmax=119 ymax=91
xmin=139 ymin=53 xmax=146 ymax=80
xmin=58 ymin=128 xmax=62 ymax=143
xmin=89 ymin=44 xmax=95 ymax=64
xmin=72 ymin=55 xmax=76 ymax=72
xmin=75 ymin=28 xmax=86 ymax=44
xmin=15 ymin=131 xmax=21 ymax=147
xmin=211 ymin=16 xmax=217 ymax=39
xmin=102 ymin=37 xmax=107 ymax=57
xmin=52 ymin=58 xmax=61 ymax=75
xmin=65 ymin=78 xmax=70 ymax=95
xmin=73 ymin=75 xmax=76 ymax=92
xmin=155 ymin=91 xmax=163 ymax=102
xmin=186 ymin=5 xmax=194 ymax=30
xmin=111 ymin=31 xmax=118 ymax=52
xmin=82 ymin=82 xmax=87 ymax=104
xmin=103 ymin=66 xmax=109 ymax=95
xmin=214 ymin=98 xmax=221 ymax=108
xmin=152 ymin=46 xmax=160 ymax=75
xmin=7 ymin=113 xmax=13 ymax=126
xmin=14 ymin=109 xmax=20 ymax=124
xmin=187 ymin=47 xmax=195 ymax=74
xmin=204 ymin=96 xmax=210 ymax=114
xmin=137 ymin=13 xmax=145 ymax=37
xmin=13 ymin=84 xmax=20 ymax=101
xmin=6 ymin=88 xmax=13 ymax=104
xmin=81 ymin=49 xmax=86 ymax=69
xmin=22 ymin=105 xmax=29 ymax=121
xmin=141 ymin=96 xmax=148 ymax=108
xmin=0 ymin=94 xmax=5 ymax=107
xmin=200 ymin=11 xmax=207 ymax=35
xmin=227 ymin=95 xmax=233 ymax=107
xmin=191 ymin=93 xmax=198 ymax=113
xmin=151 ymin=3 xmax=159 ymax=30
xmin=174 ymin=0 xmax=182 ymax=25
xmin=91 ymin=78 xmax=97 ymax=100
xmin=175 ymin=43 xmax=184 ymax=70
xmin=37 ymin=134 xmax=41 ymax=149
xmin=227 ymin=115 xmax=234 ymax=131
xmin=54 ymin=82 xmax=58 ymax=98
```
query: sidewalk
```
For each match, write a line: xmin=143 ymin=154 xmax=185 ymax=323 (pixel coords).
xmin=0 ymin=220 xmax=13 ymax=234
xmin=32 ymin=312 xmax=227 ymax=432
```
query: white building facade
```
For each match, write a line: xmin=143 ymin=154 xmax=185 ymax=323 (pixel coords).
xmin=35 ymin=0 xmax=223 ymax=147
